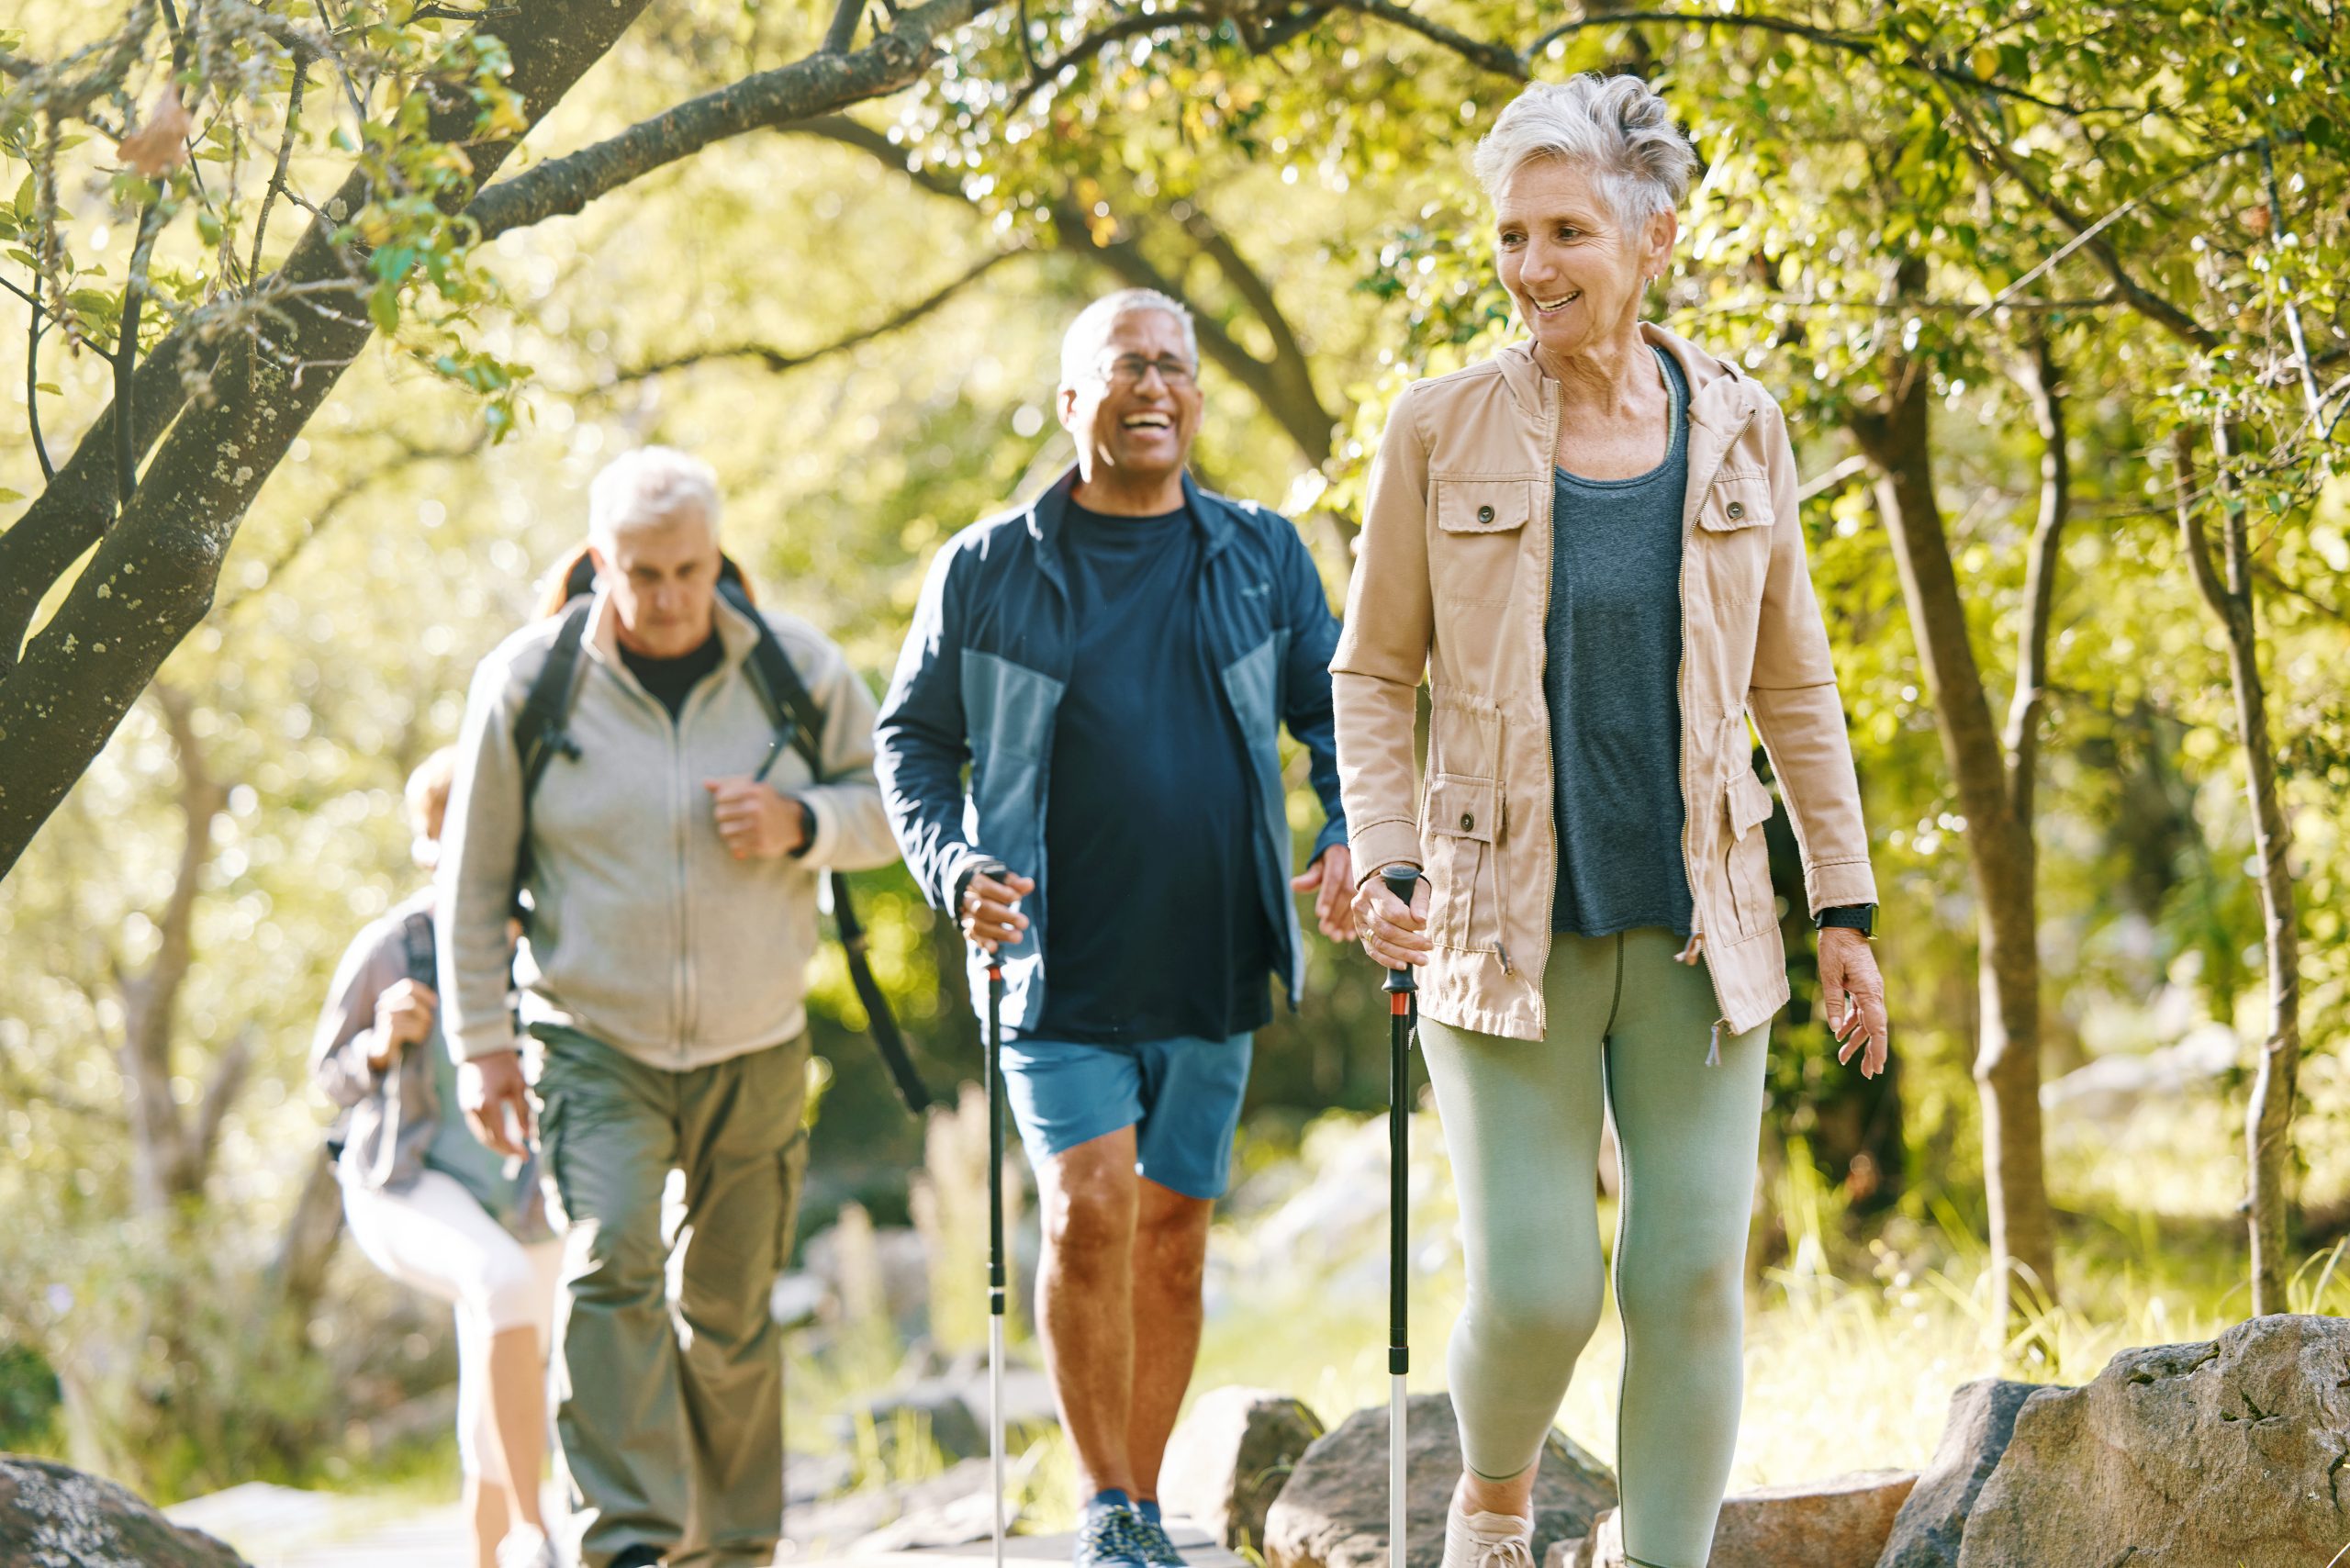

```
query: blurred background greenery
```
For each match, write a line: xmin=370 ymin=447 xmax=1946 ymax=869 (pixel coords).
xmin=0 ymin=0 xmax=2345 ymax=1526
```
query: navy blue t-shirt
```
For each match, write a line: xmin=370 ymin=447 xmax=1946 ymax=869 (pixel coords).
xmin=1025 ymin=498 xmax=1273 ymax=1044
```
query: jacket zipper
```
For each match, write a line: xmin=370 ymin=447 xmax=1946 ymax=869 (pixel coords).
xmin=1527 ymin=375 xmax=1561 ymax=991
xmin=1678 ymin=397 xmax=1756 ymax=1055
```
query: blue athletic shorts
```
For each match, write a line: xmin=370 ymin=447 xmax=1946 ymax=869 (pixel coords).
xmin=997 ymin=1034 xmax=1254 ymax=1201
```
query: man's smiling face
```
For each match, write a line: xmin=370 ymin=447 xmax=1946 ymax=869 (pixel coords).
xmin=1059 ymin=308 xmax=1203 ymax=489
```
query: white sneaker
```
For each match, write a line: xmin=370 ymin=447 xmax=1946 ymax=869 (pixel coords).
xmin=1440 ymin=1506 xmax=1535 ymax=1568
xmin=497 ymin=1524 xmax=563 ymax=1568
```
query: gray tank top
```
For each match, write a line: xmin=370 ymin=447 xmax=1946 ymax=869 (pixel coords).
xmin=1544 ymin=347 xmax=1695 ymax=937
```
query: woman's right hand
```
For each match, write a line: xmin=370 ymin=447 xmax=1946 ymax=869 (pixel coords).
xmin=368 ymin=978 xmax=436 ymax=1072
xmin=1354 ymin=866 xmax=1433 ymax=971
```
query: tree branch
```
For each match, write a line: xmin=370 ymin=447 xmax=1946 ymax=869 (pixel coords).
xmin=217 ymin=431 xmax=492 ymax=618
xmin=0 ymin=0 xmax=666 ymax=876
xmin=1942 ymin=89 xmax=2220 ymax=349
xmin=2003 ymin=331 xmax=2068 ymax=827
xmin=1796 ymin=452 xmax=1871 ymax=503
xmin=1331 ymin=0 xmax=1525 ymax=81
xmin=791 ymin=118 xmax=1340 ymax=465
xmin=1018 ymin=9 xmax=1219 ymax=103
xmin=249 ymin=62 xmax=307 ymax=284
xmin=609 ymin=250 xmax=1018 ymax=384
xmin=464 ymin=0 xmax=997 ymax=241
xmin=822 ymin=0 xmax=868 ymax=54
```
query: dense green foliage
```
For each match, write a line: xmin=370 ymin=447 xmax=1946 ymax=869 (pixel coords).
xmin=0 ymin=0 xmax=2344 ymax=1497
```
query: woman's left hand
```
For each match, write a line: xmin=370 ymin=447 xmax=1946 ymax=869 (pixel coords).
xmin=1818 ymin=928 xmax=1890 ymax=1078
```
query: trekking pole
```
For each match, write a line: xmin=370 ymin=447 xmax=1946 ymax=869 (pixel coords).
xmin=968 ymin=859 xmax=1013 ymax=1568
xmin=1382 ymin=867 xmax=1420 ymax=1568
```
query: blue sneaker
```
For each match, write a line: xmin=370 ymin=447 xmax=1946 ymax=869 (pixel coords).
xmin=1126 ymin=1514 xmax=1188 ymax=1567
xmin=1075 ymin=1495 xmax=1149 ymax=1568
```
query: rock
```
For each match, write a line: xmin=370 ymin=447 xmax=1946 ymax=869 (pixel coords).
xmin=1263 ymin=1392 xmax=1616 ymax=1568
xmin=1159 ymin=1386 xmax=1326 ymax=1552
xmin=787 ymin=1456 xmax=1013 ymax=1552
xmin=2041 ymin=1024 xmax=2236 ymax=1124
xmin=0 ymin=1454 xmax=251 ymax=1567
xmin=1874 ymin=1378 xmax=2042 ymax=1567
xmin=837 ymin=1381 xmax=985 ymax=1462
xmin=1956 ymin=1314 xmax=2350 ymax=1567
xmin=1556 ymin=1471 xmax=1912 ymax=1567
xmin=1715 ymin=1472 xmax=1914 ymax=1566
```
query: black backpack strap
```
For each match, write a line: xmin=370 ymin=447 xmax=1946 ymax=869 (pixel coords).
xmin=721 ymin=578 xmax=825 ymax=780
xmin=398 ymin=909 xmax=437 ymax=990
xmin=509 ymin=597 xmax=595 ymax=923
xmin=717 ymin=579 xmax=931 ymax=1115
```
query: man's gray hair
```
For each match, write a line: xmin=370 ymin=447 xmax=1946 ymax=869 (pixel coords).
xmin=588 ymin=445 xmax=722 ymax=545
xmin=1058 ymin=288 xmax=1200 ymax=390
xmin=1472 ymin=74 xmax=1698 ymax=227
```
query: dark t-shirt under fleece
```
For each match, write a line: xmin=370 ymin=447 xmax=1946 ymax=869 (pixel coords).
xmin=1026 ymin=498 xmax=1273 ymax=1045
xmin=1547 ymin=346 xmax=1695 ymax=938
xmin=620 ymin=631 xmax=722 ymax=721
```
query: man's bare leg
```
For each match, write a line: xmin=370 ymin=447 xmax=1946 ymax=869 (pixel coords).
xmin=1035 ymin=1126 xmax=1143 ymax=1497
xmin=1125 ymin=1178 xmax=1213 ymax=1508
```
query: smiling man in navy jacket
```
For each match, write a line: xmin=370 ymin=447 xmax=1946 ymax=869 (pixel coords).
xmin=877 ymin=289 xmax=1350 ymax=1568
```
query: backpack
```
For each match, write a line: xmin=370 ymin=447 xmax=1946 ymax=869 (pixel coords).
xmin=507 ymin=548 xmax=931 ymax=1115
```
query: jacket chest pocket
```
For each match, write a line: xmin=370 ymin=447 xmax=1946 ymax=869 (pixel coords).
xmin=1691 ymin=470 xmax=1774 ymax=606
xmin=1429 ymin=476 xmax=1536 ymax=689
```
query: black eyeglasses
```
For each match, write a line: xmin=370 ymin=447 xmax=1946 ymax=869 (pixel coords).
xmin=1100 ymin=353 xmax=1197 ymax=388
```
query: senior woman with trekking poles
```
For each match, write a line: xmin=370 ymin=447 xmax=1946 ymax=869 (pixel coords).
xmin=1332 ymin=76 xmax=1893 ymax=1568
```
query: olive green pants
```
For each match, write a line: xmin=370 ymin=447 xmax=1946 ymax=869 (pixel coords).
xmin=530 ymin=1026 xmax=810 ymax=1568
xmin=1417 ymin=929 xmax=1769 ymax=1568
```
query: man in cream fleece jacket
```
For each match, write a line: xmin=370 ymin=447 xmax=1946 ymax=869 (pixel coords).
xmin=436 ymin=447 xmax=898 ymax=1568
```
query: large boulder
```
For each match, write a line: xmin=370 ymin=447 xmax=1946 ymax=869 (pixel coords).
xmin=1874 ymin=1379 xmax=2042 ymax=1567
xmin=1956 ymin=1314 xmax=2350 ymax=1566
xmin=1158 ymin=1386 xmax=1326 ymax=1552
xmin=1553 ymin=1471 xmax=1915 ymax=1567
xmin=0 ymin=1454 xmax=250 ymax=1567
xmin=1263 ymin=1392 xmax=1616 ymax=1568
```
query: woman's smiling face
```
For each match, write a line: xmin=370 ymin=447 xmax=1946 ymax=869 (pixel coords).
xmin=1494 ymin=156 xmax=1675 ymax=364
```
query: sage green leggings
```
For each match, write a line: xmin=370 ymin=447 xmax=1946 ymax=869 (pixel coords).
xmin=1417 ymin=928 xmax=1769 ymax=1568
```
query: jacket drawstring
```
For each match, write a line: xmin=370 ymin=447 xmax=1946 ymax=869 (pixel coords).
xmin=1707 ymin=1016 xmax=1724 ymax=1067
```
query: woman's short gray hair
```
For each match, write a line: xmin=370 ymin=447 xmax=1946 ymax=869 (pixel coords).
xmin=1058 ymin=288 xmax=1199 ymax=390
xmin=588 ymin=445 xmax=722 ymax=546
xmin=1472 ymin=74 xmax=1698 ymax=227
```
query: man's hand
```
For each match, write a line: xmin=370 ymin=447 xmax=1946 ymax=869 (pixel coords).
xmin=458 ymin=1050 xmax=534 ymax=1160
xmin=1819 ymin=927 xmax=1891 ymax=1079
xmin=1353 ymin=864 xmax=1432 ymax=972
xmin=1291 ymin=845 xmax=1356 ymax=943
xmin=368 ymin=978 xmax=436 ymax=1073
xmin=704 ymin=777 xmax=809 ymax=860
xmin=960 ymin=866 xmax=1035 ymax=953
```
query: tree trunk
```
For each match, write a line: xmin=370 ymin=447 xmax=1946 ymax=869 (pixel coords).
xmin=268 ymin=1148 xmax=348 ymax=1321
xmin=2172 ymin=425 xmax=2303 ymax=1316
xmin=114 ymin=683 xmax=248 ymax=1215
xmin=0 ymin=0 xmax=660 ymax=875
xmin=1852 ymin=348 xmax=2058 ymax=1335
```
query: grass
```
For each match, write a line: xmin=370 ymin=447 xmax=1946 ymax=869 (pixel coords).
xmin=792 ymin=1092 xmax=2340 ymax=1530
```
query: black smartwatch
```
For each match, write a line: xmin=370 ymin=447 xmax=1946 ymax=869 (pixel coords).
xmin=1816 ymin=903 xmax=1876 ymax=938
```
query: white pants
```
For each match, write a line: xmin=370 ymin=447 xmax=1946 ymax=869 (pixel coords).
xmin=341 ymin=1168 xmax=563 ymax=1475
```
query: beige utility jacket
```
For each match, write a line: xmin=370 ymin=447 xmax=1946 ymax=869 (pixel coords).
xmin=1332 ymin=323 xmax=1876 ymax=1043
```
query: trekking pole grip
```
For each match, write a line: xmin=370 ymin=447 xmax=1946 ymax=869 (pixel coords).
xmin=1381 ymin=867 xmax=1420 ymax=1000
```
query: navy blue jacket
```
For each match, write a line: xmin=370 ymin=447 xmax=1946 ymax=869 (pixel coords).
xmin=876 ymin=469 xmax=1348 ymax=1036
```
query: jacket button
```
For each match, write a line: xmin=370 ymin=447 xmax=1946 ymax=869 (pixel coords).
xmin=1460 ymin=812 xmax=1475 ymax=831
xmin=1476 ymin=504 xmax=1494 ymax=523
xmin=1726 ymin=500 xmax=1746 ymax=520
